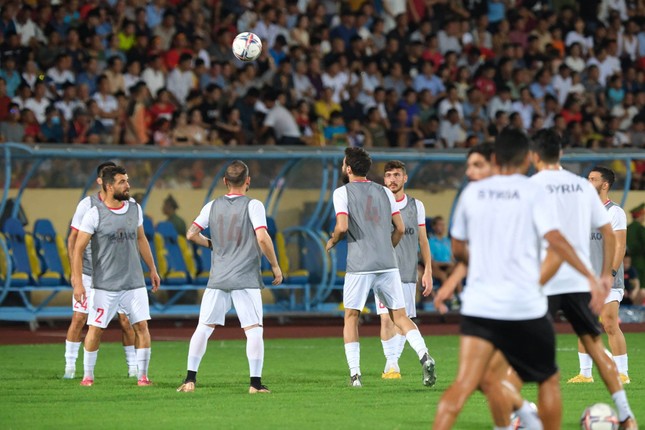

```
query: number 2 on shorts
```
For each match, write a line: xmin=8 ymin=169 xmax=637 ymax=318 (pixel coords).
xmin=95 ymin=307 xmax=105 ymax=324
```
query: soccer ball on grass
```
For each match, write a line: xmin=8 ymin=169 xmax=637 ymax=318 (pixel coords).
xmin=580 ymin=403 xmax=619 ymax=430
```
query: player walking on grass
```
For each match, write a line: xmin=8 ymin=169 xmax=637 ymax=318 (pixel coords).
xmin=375 ymin=160 xmax=434 ymax=379
xmin=433 ymin=128 xmax=605 ymax=430
xmin=71 ymin=166 xmax=160 ymax=387
xmin=177 ymin=160 xmax=282 ymax=394
xmin=64 ymin=161 xmax=138 ymax=379
xmin=570 ymin=166 xmax=632 ymax=385
xmin=326 ymin=147 xmax=436 ymax=388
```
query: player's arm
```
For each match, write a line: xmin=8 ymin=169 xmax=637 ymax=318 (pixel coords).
xmin=418 ymin=225 xmax=433 ymax=297
xmin=326 ymin=213 xmax=348 ymax=251
xmin=540 ymin=247 xmax=563 ymax=286
xmin=186 ymin=223 xmax=212 ymax=249
xmin=137 ymin=225 xmax=160 ymax=292
xmin=434 ymin=262 xmax=467 ymax=314
xmin=391 ymin=212 xmax=404 ymax=247
xmin=67 ymin=228 xmax=78 ymax=265
xmin=71 ymin=231 xmax=92 ymax=304
xmin=599 ymin=223 xmax=616 ymax=288
xmin=256 ymin=227 xmax=283 ymax=285
xmin=451 ymin=238 xmax=468 ymax=265
xmin=612 ymin=228 xmax=626 ymax=276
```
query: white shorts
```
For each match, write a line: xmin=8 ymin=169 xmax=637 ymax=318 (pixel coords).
xmin=88 ymin=288 xmax=150 ymax=329
xmin=72 ymin=274 xmax=93 ymax=314
xmin=605 ymin=289 xmax=624 ymax=304
xmin=376 ymin=281 xmax=417 ymax=318
xmin=199 ymin=288 xmax=263 ymax=328
xmin=344 ymin=270 xmax=405 ymax=311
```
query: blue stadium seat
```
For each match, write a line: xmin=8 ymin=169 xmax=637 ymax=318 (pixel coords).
xmin=156 ymin=221 xmax=190 ymax=285
xmin=33 ymin=219 xmax=67 ymax=285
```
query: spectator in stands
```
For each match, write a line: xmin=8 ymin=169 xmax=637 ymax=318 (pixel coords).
xmin=439 ymin=108 xmax=467 ymax=148
xmin=429 ymin=215 xmax=455 ymax=288
xmin=54 ymin=82 xmax=83 ymax=122
xmin=167 ymin=53 xmax=195 ymax=107
xmin=0 ymin=103 xmax=24 ymax=143
xmin=154 ymin=11 xmax=176 ymax=51
xmin=21 ymin=108 xmax=45 ymax=143
xmin=104 ymin=55 xmax=126 ymax=94
xmin=0 ymin=56 xmax=21 ymax=98
xmin=0 ymin=77 xmax=10 ymax=121
xmin=171 ymin=110 xmax=202 ymax=146
xmin=162 ymin=194 xmax=187 ymax=236
xmin=25 ymin=80 xmax=50 ymax=124
xmin=215 ymin=107 xmax=244 ymax=146
xmin=41 ymin=105 xmax=64 ymax=143
xmin=260 ymin=91 xmax=303 ymax=145
xmin=123 ymin=82 xmax=149 ymax=145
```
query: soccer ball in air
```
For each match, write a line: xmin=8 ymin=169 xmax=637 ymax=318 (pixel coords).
xmin=580 ymin=403 xmax=619 ymax=430
xmin=232 ymin=32 xmax=263 ymax=62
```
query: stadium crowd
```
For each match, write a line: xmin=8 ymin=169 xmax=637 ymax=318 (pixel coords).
xmin=1 ymin=0 xmax=645 ymax=157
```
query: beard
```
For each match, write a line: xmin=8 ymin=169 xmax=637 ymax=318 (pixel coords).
xmin=388 ymin=183 xmax=402 ymax=194
xmin=113 ymin=189 xmax=130 ymax=201
xmin=342 ymin=172 xmax=349 ymax=184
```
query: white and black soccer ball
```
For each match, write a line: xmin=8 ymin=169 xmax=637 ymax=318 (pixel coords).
xmin=580 ymin=403 xmax=619 ymax=430
xmin=232 ymin=32 xmax=263 ymax=62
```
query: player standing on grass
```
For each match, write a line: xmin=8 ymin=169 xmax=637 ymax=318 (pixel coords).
xmin=326 ymin=147 xmax=436 ymax=388
xmin=375 ymin=160 xmax=433 ymax=379
xmin=570 ymin=166 xmax=632 ymax=384
xmin=71 ymin=165 xmax=160 ymax=387
xmin=177 ymin=160 xmax=282 ymax=394
xmin=433 ymin=128 xmax=605 ymax=430
xmin=64 ymin=161 xmax=138 ymax=379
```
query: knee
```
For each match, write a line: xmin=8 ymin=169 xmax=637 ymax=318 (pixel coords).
xmin=601 ymin=318 xmax=619 ymax=335
xmin=132 ymin=321 xmax=148 ymax=333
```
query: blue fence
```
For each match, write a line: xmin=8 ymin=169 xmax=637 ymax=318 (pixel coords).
xmin=1 ymin=143 xmax=644 ymax=322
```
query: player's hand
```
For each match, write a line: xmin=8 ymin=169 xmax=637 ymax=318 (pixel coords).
xmin=150 ymin=270 xmax=161 ymax=293
xmin=325 ymin=238 xmax=336 ymax=253
xmin=71 ymin=275 xmax=86 ymax=304
xmin=433 ymin=286 xmax=451 ymax=315
xmin=600 ymin=274 xmax=613 ymax=295
xmin=421 ymin=271 xmax=433 ymax=297
xmin=271 ymin=265 xmax=283 ymax=285
xmin=588 ymin=275 xmax=607 ymax=315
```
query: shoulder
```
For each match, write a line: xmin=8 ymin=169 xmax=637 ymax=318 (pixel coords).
xmin=75 ymin=195 xmax=93 ymax=212
xmin=248 ymin=198 xmax=265 ymax=211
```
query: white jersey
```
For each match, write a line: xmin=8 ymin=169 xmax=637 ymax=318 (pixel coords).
xmin=590 ymin=201 xmax=626 ymax=290
xmin=395 ymin=195 xmax=426 ymax=225
xmin=192 ymin=194 xmax=267 ymax=231
xmin=530 ymin=169 xmax=610 ymax=295
xmin=451 ymin=174 xmax=559 ymax=320
xmin=79 ymin=200 xmax=144 ymax=234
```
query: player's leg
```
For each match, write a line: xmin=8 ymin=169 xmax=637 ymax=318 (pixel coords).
xmin=433 ymin=335 xmax=496 ymax=430
xmin=117 ymin=311 xmax=137 ymax=377
xmin=234 ymin=289 xmax=269 ymax=393
xmin=343 ymin=273 xmax=372 ymax=386
xmin=64 ymin=275 xmax=92 ymax=378
xmin=81 ymin=289 xmax=119 ymax=386
xmin=570 ymin=337 xmax=594 ymax=382
xmin=120 ymin=287 xmax=153 ymax=385
xmin=178 ymin=288 xmax=226 ymax=392
xmin=536 ymin=372 xmax=561 ymax=430
xmin=376 ymin=294 xmax=400 ymax=377
xmin=601 ymin=294 xmax=629 ymax=381
xmin=480 ymin=352 xmax=523 ymax=428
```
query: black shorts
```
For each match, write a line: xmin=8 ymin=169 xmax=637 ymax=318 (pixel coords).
xmin=460 ymin=314 xmax=557 ymax=383
xmin=548 ymin=292 xmax=602 ymax=337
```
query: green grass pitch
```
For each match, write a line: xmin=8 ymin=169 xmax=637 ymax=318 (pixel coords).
xmin=0 ymin=333 xmax=643 ymax=429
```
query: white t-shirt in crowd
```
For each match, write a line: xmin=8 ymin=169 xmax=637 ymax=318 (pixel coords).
xmin=79 ymin=200 xmax=144 ymax=234
xmin=530 ymin=169 xmax=610 ymax=295
xmin=192 ymin=194 xmax=267 ymax=231
xmin=451 ymin=174 xmax=559 ymax=320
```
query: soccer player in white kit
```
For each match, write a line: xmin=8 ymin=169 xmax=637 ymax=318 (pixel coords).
xmin=326 ymin=147 xmax=436 ymax=388
xmin=63 ymin=161 xmax=138 ymax=379
xmin=433 ymin=129 xmax=604 ymax=430
xmin=71 ymin=166 xmax=160 ymax=386
xmin=176 ymin=160 xmax=282 ymax=394
xmin=570 ymin=166 xmax=632 ymax=385
xmin=374 ymin=160 xmax=434 ymax=379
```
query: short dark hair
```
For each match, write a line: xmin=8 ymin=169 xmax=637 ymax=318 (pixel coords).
xmin=344 ymin=147 xmax=371 ymax=177
xmin=591 ymin=165 xmax=616 ymax=188
xmin=101 ymin=165 xmax=127 ymax=190
xmin=96 ymin=161 xmax=116 ymax=177
xmin=494 ymin=127 xmax=529 ymax=167
xmin=467 ymin=142 xmax=493 ymax=161
xmin=224 ymin=160 xmax=249 ymax=187
xmin=384 ymin=160 xmax=406 ymax=174
xmin=531 ymin=129 xmax=561 ymax=164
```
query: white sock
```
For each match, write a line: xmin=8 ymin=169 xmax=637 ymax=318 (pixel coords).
xmin=381 ymin=336 xmax=400 ymax=373
xmin=612 ymin=390 xmax=634 ymax=422
xmin=396 ymin=333 xmax=406 ymax=358
xmin=515 ymin=400 xmax=543 ymax=430
xmin=613 ymin=354 xmax=628 ymax=375
xmin=245 ymin=327 xmax=264 ymax=377
xmin=187 ymin=324 xmax=214 ymax=372
xmin=344 ymin=342 xmax=360 ymax=376
xmin=136 ymin=348 xmax=151 ymax=379
xmin=405 ymin=329 xmax=428 ymax=360
xmin=578 ymin=352 xmax=593 ymax=377
xmin=83 ymin=348 xmax=98 ymax=379
xmin=124 ymin=345 xmax=136 ymax=369
xmin=65 ymin=340 xmax=81 ymax=368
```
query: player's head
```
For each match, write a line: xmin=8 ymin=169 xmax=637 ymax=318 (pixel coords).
xmin=466 ymin=143 xmax=493 ymax=181
xmin=588 ymin=165 xmax=615 ymax=194
xmin=224 ymin=160 xmax=250 ymax=191
xmin=383 ymin=160 xmax=407 ymax=195
xmin=342 ymin=147 xmax=371 ymax=182
xmin=96 ymin=161 xmax=116 ymax=186
xmin=531 ymin=129 xmax=562 ymax=166
xmin=101 ymin=165 xmax=130 ymax=201
xmin=493 ymin=128 xmax=530 ymax=171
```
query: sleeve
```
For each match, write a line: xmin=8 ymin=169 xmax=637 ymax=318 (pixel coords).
xmin=450 ymin=189 xmax=469 ymax=241
xmin=70 ymin=197 xmax=91 ymax=230
xmin=248 ymin=199 xmax=268 ymax=231
xmin=415 ymin=200 xmax=426 ymax=226
xmin=588 ymin=187 xmax=611 ymax=229
xmin=332 ymin=187 xmax=348 ymax=216
xmin=192 ymin=201 xmax=213 ymax=230
xmin=136 ymin=203 xmax=143 ymax=227
xmin=384 ymin=187 xmax=399 ymax=215
xmin=532 ymin=186 xmax=561 ymax=238
xmin=263 ymin=109 xmax=276 ymax=127
xmin=78 ymin=206 xmax=99 ymax=235
xmin=611 ymin=207 xmax=627 ymax=231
